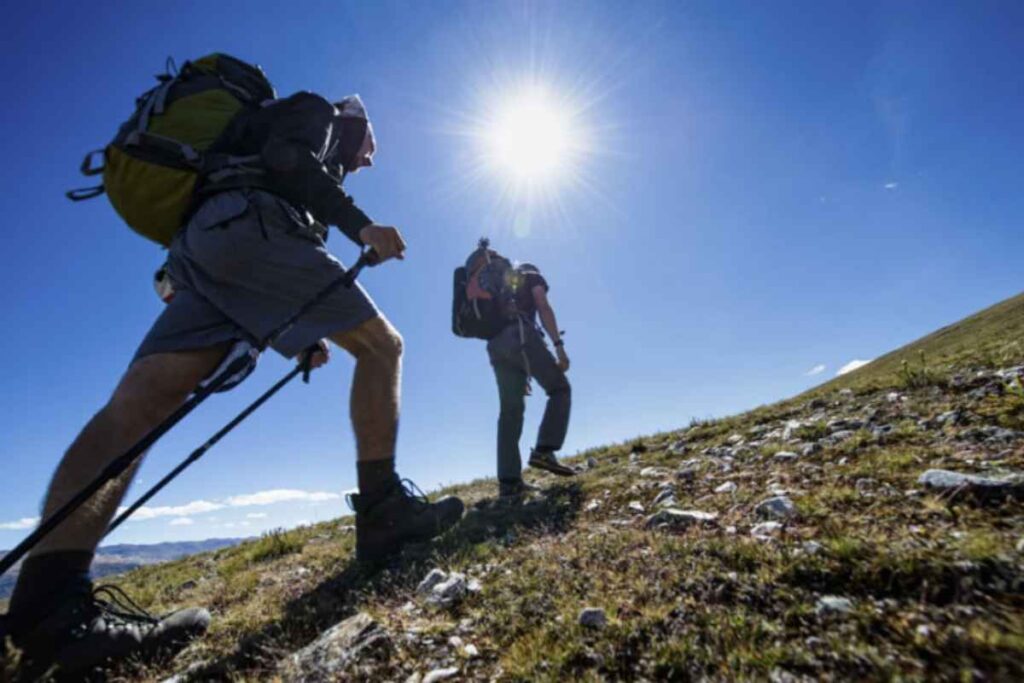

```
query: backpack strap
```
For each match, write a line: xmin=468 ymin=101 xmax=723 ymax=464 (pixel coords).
xmin=66 ymin=184 xmax=105 ymax=201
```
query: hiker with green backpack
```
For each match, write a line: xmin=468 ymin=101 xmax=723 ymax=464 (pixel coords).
xmin=1 ymin=54 xmax=464 ymax=679
xmin=453 ymin=239 xmax=575 ymax=498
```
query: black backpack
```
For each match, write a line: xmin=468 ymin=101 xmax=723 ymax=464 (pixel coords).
xmin=452 ymin=244 xmax=521 ymax=340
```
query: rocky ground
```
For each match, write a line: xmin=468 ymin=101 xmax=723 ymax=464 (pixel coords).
xmin=5 ymin=294 xmax=1024 ymax=682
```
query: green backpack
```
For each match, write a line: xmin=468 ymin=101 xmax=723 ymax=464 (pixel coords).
xmin=68 ymin=53 xmax=276 ymax=246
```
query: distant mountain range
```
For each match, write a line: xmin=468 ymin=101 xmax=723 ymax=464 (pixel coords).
xmin=0 ymin=538 xmax=246 ymax=600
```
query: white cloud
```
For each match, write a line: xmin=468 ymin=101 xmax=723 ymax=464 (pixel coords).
xmin=5 ymin=488 xmax=341 ymax=530
xmin=805 ymin=364 xmax=826 ymax=377
xmin=119 ymin=500 xmax=225 ymax=521
xmin=884 ymin=182 xmax=898 ymax=190
xmin=169 ymin=517 xmax=195 ymax=526
xmin=0 ymin=517 xmax=39 ymax=531
xmin=837 ymin=359 xmax=873 ymax=376
xmin=225 ymin=489 xmax=340 ymax=507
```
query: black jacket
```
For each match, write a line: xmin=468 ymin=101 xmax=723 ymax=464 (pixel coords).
xmin=204 ymin=91 xmax=372 ymax=245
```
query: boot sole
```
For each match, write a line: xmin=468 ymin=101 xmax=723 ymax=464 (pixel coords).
xmin=528 ymin=459 xmax=577 ymax=477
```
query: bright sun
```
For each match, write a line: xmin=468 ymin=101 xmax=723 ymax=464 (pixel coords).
xmin=480 ymin=86 xmax=586 ymax=188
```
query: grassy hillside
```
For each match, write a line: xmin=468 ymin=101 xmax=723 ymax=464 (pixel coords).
xmin=814 ymin=290 xmax=1024 ymax=394
xmin=5 ymin=291 xmax=1024 ymax=681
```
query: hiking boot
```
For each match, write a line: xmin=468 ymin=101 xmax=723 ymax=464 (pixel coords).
xmin=499 ymin=479 xmax=540 ymax=499
xmin=528 ymin=448 xmax=577 ymax=477
xmin=348 ymin=479 xmax=465 ymax=564
xmin=8 ymin=578 xmax=209 ymax=680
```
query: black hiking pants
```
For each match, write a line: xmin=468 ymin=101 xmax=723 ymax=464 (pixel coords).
xmin=487 ymin=321 xmax=571 ymax=484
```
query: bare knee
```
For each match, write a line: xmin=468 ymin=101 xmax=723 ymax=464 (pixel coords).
xmin=333 ymin=316 xmax=404 ymax=364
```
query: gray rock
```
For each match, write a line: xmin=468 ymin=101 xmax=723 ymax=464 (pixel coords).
xmin=417 ymin=568 xmax=448 ymax=595
xmin=668 ymin=440 xmax=688 ymax=455
xmin=773 ymin=451 xmax=798 ymax=462
xmin=423 ymin=667 xmax=460 ymax=683
xmin=714 ymin=481 xmax=738 ymax=494
xmin=827 ymin=418 xmax=863 ymax=432
xmin=800 ymin=541 xmax=824 ymax=555
xmin=917 ymin=469 xmax=1024 ymax=501
xmin=645 ymin=508 xmax=718 ymax=530
xmin=838 ymin=388 xmax=854 ymax=397
xmin=782 ymin=420 xmax=803 ymax=441
xmin=727 ymin=433 xmax=744 ymax=446
xmin=429 ymin=573 xmax=468 ymax=607
xmin=816 ymin=596 xmax=854 ymax=615
xmin=653 ymin=488 xmax=678 ymax=508
xmin=751 ymin=521 xmax=783 ymax=539
xmin=578 ymin=607 xmax=608 ymax=629
xmin=286 ymin=613 xmax=391 ymax=681
xmin=755 ymin=496 xmax=797 ymax=520
xmin=802 ymin=442 xmax=823 ymax=457
xmin=585 ymin=500 xmax=601 ymax=512
xmin=586 ymin=456 xmax=599 ymax=469
xmin=628 ymin=500 xmax=645 ymax=513
xmin=676 ymin=467 xmax=697 ymax=482
xmin=640 ymin=466 xmax=670 ymax=478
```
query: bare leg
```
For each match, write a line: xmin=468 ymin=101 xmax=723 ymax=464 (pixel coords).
xmin=330 ymin=315 xmax=403 ymax=462
xmin=31 ymin=345 xmax=230 ymax=557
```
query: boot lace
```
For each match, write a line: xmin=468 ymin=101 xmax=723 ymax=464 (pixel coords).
xmin=91 ymin=584 xmax=159 ymax=628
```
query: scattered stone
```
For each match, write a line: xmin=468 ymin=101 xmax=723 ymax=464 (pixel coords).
xmin=429 ymin=573 xmax=469 ymax=607
xmin=640 ymin=466 xmax=670 ymax=478
xmin=652 ymin=488 xmax=677 ymax=508
xmin=178 ymin=579 xmax=198 ymax=592
xmin=816 ymin=596 xmax=854 ymax=615
xmin=417 ymin=568 xmax=448 ymax=595
xmin=578 ymin=607 xmax=608 ymax=629
xmin=668 ymin=440 xmax=688 ymax=455
xmin=751 ymin=521 xmax=783 ymax=539
xmin=676 ymin=466 xmax=698 ymax=483
xmin=917 ymin=469 xmax=1024 ymax=501
xmin=800 ymin=541 xmax=824 ymax=555
xmin=585 ymin=500 xmax=601 ymax=512
xmin=754 ymin=496 xmax=797 ymax=520
xmin=839 ymin=388 xmax=854 ymax=397
xmin=886 ymin=391 xmax=902 ymax=403
xmin=586 ymin=456 xmax=599 ymax=469
xmin=646 ymin=508 xmax=718 ymax=530
xmin=464 ymin=643 xmax=479 ymax=658
xmin=628 ymin=501 xmax=645 ymax=513
xmin=714 ymin=481 xmax=738 ymax=494
xmin=782 ymin=420 xmax=803 ymax=441
xmin=423 ymin=667 xmax=460 ymax=683
xmin=855 ymin=478 xmax=876 ymax=494
xmin=286 ymin=612 xmax=392 ymax=681
xmin=801 ymin=442 xmax=822 ymax=457
xmin=727 ymin=433 xmax=744 ymax=445
xmin=773 ymin=451 xmax=798 ymax=462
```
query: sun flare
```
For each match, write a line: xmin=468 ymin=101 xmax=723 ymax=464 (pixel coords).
xmin=478 ymin=85 xmax=589 ymax=190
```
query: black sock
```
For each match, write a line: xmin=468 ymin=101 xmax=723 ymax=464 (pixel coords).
xmin=357 ymin=458 xmax=400 ymax=499
xmin=8 ymin=551 xmax=94 ymax=625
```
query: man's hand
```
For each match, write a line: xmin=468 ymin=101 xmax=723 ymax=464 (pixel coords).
xmin=358 ymin=224 xmax=406 ymax=262
xmin=556 ymin=345 xmax=570 ymax=373
xmin=304 ymin=338 xmax=331 ymax=370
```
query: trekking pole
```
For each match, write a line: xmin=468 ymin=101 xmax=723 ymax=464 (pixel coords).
xmin=0 ymin=250 xmax=376 ymax=578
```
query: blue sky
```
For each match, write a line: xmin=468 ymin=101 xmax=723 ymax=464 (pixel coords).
xmin=2 ymin=0 xmax=1023 ymax=545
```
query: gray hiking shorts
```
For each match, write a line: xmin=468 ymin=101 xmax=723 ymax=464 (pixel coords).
xmin=135 ymin=189 xmax=379 ymax=361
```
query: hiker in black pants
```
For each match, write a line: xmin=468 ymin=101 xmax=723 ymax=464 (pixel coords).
xmin=2 ymin=86 xmax=464 ymax=677
xmin=460 ymin=242 xmax=574 ymax=498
